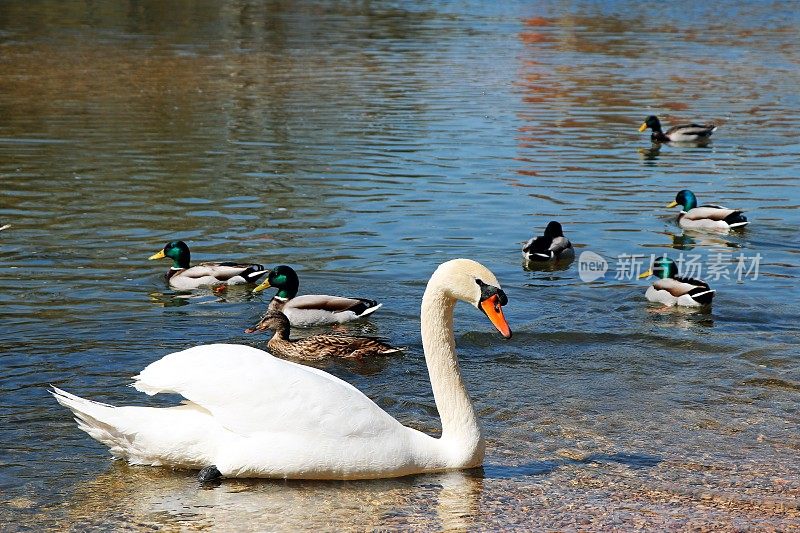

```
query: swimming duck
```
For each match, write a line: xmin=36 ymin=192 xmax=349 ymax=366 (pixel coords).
xmin=148 ymin=240 xmax=266 ymax=290
xmin=638 ymin=115 xmax=717 ymax=143
xmin=247 ymin=312 xmax=402 ymax=360
xmin=250 ymin=265 xmax=382 ymax=328
xmin=667 ymin=190 xmax=748 ymax=231
xmin=52 ymin=259 xmax=511 ymax=480
xmin=522 ymin=221 xmax=574 ymax=262
xmin=639 ymin=256 xmax=714 ymax=307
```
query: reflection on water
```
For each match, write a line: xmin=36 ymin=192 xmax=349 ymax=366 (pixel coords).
xmin=522 ymin=256 xmax=575 ymax=273
xmin=638 ymin=144 xmax=663 ymax=161
xmin=59 ymin=464 xmax=485 ymax=531
xmin=1 ymin=0 xmax=799 ymax=530
xmin=665 ymin=229 xmax=743 ymax=251
xmin=643 ymin=304 xmax=715 ymax=330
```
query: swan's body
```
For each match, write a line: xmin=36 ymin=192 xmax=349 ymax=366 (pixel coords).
xmin=149 ymin=240 xmax=265 ymax=290
xmin=53 ymin=259 xmax=511 ymax=479
xmin=249 ymin=265 xmax=382 ymax=328
xmin=667 ymin=190 xmax=748 ymax=232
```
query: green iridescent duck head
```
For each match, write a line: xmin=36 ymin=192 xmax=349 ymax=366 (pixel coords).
xmin=252 ymin=265 xmax=300 ymax=299
xmin=667 ymin=190 xmax=698 ymax=211
xmin=639 ymin=256 xmax=679 ymax=280
xmin=149 ymin=240 xmax=191 ymax=269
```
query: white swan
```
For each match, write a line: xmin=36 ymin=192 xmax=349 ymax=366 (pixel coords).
xmin=52 ymin=259 xmax=512 ymax=480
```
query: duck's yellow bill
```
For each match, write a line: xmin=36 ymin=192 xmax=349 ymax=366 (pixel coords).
xmin=148 ymin=250 xmax=166 ymax=260
xmin=480 ymin=294 xmax=512 ymax=339
xmin=252 ymin=280 xmax=272 ymax=294
xmin=638 ymin=122 xmax=648 ymax=132
xmin=638 ymin=269 xmax=653 ymax=279
xmin=666 ymin=201 xmax=678 ymax=208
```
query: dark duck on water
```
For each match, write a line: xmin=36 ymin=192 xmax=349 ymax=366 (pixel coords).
xmin=522 ymin=221 xmax=574 ymax=262
xmin=638 ymin=115 xmax=717 ymax=143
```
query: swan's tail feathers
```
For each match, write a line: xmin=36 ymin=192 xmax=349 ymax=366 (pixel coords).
xmin=50 ymin=387 xmax=135 ymax=460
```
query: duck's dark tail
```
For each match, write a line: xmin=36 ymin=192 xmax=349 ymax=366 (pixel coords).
xmin=352 ymin=300 xmax=382 ymax=318
xmin=241 ymin=265 xmax=267 ymax=282
xmin=688 ymin=288 xmax=715 ymax=306
xmin=724 ymin=211 xmax=748 ymax=228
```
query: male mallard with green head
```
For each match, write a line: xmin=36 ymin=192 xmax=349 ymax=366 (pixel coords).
xmin=148 ymin=240 xmax=266 ymax=290
xmin=639 ymin=115 xmax=717 ymax=143
xmin=639 ymin=256 xmax=715 ymax=307
xmin=246 ymin=312 xmax=402 ymax=360
xmin=667 ymin=190 xmax=748 ymax=231
xmin=249 ymin=265 xmax=382 ymax=328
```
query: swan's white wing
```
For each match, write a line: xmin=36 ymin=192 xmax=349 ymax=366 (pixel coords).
xmin=133 ymin=344 xmax=403 ymax=438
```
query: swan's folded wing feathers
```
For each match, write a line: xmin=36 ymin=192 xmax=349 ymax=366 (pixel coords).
xmin=133 ymin=344 xmax=401 ymax=439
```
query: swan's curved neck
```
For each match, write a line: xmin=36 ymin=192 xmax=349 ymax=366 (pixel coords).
xmin=420 ymin=281 xmax=484 ymax=464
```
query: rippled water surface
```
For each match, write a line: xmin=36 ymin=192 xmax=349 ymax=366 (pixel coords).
xmin=1 ymin=1 xmax=799 ymax=530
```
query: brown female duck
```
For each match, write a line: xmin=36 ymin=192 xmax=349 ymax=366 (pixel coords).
xmin=246 ymin=312 xmax=402 ymax=360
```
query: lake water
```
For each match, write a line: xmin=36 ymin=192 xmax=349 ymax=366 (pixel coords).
xmin=1 ymin=1 xmax=798 ymax=529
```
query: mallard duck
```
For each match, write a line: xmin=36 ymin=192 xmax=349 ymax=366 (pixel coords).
xmin=522 ymin=221 xmax=574 ymax=262
xmin=667 ymin=190 xmax=748 ymax=231
xmin=639 ymin=115 xmax=717 ymax=143
xmin=247 ymin=312 xmax=403 ymax=359
xmin=52 ymin=259 xmax=511 ymax=480
xmin=148 ymin=240 xmax=266 ymax=290
xmin=638 ymin=256 xmax=714 ymax=307
xmin=250 ymin=265 xmax=382 ymax=327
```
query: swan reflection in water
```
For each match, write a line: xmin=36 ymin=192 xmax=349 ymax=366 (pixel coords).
xmin=64 ymin=465 xmax=486 ymax=530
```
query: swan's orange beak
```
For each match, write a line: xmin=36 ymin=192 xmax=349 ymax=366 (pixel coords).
xmin=480 ymin=294 xmax=512 ymax=339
